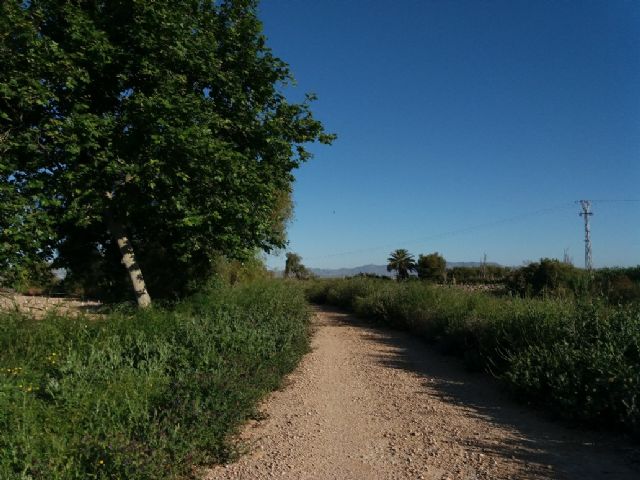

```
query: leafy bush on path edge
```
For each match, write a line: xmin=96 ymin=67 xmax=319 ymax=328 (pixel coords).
xmin=306 ymin=277 xmax=639 ymax=436
xmin=0 ymin=279 xmax=310 ymax=479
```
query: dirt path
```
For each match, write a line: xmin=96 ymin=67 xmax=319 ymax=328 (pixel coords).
xmin=0 ymin=292 xmax=101 ymax=319
xmin=205 ymin=307 xmax=639 ymax=480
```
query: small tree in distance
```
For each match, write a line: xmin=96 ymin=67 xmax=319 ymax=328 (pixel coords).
xmin=417 ymin=252 xmax=447 ymax=283
xmin=284 ymin=252 xmax=312 ymax=280
xmin=387 ymin=249 xmax=416 ymax=281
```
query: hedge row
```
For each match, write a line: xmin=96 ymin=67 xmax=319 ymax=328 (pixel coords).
xmin=307 ymin=278 xmax=639 ymax=435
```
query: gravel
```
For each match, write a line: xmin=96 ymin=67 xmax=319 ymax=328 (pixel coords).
xmin=204 ymin=307 xmax=639 ymax=480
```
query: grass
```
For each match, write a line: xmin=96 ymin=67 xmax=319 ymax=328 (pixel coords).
xmin=0 ymin=279 xmax=310 ymax=479
xmin=306 ymin=277 xmax=640 ymax=436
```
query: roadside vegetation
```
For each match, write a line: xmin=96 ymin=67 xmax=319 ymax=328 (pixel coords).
xmin=1 ymin=2 xmax=329 ymax=478
xmin=0 ymin=275 xmax=310 ymax=480
xmin=283 ymin=252 xmax=314 ymax=280
xmin=306 ymin=253 xmax=640 ymax=436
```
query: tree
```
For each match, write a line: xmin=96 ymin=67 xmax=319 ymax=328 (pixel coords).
xmin=506 ymin=258 xmax=587 ymax=298
xmin=284 ymin=252 xmax=311 ymax=280
xmin=0 ymin=1 xmax=334 ymax=306
xmin=386 ymin=249 xmax=416 ymax=281
xmin=416 ymin=252 xmax=446 ymax=283
xmin=0 ymin=185 xmax=56 ymax=289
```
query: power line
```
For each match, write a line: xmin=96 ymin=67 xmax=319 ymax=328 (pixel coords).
xmin=304 ymin=202 xmax=576 ymax=261
xmin=590 ymin=199 xmax=640 ymax=203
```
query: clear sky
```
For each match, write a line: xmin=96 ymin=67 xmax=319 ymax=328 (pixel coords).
xmin=259 ymin=0 xmax=640 ymax=269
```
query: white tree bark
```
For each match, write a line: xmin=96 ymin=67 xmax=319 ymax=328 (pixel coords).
xmin=108 ymin=219 xmax=152 ymax=308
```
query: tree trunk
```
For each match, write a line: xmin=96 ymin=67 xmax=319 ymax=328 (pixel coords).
xmin=108 ymin=219 xmax=152 ymax=308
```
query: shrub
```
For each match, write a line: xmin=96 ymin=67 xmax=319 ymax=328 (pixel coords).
xmin=416 ymin=252 xmax=446 ymax=283
xmin=448 ymin=265 xmax=511 ymax=285
xmin=506 ymin=258 xmax=589 ymax=298
xmin=306 ymin=277 xmax=640 ymax=435
xmin=594 ymin=266 xmax=640 ymax=304
xmin=0 ymin=279 xmax=310 ymax=479
xmin=504 ymin=303 xmax=640 ymax=430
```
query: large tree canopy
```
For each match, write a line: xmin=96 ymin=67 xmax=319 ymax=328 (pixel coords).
xmin=0 ymin=0 xmax=333 ymax=302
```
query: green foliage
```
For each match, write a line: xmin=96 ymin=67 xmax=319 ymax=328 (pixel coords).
xmin=0 ymin=0 xmax=334 ymax=300
xmin=0 ymin=259 xmax=58 ymax=294
xmin=505 ymin=260 xmax=640 ymax=304
xmin=284 ymin=252 xmax=312 ymax=280
xmin=0 ymin=4 xmax=58 ymax=283
xmin=306 ymin=277 xmax=380 ymax=309
xmin=0 ymin=279 xmax=310 ymax=479
xmin=505 ymin=303 xmax=639 ymax=432
xmin=305 ymin=277 xmax=640 ymax=434
xmin=386 ymin=249 xmax=416 ymax=281
xmin=448 ymin=265 xmax=511 ymax=285
xmin=209 ymin=254 xmax=272 ymax=286
xmin=593 ymin=266 xmax=640 ymax=304
xmin=506 ymin=258 xmax=589 ymax=298
xmin=416 ymin=252 xmax=446 ymax=283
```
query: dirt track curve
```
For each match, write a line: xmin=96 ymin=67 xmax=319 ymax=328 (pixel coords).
xmin=205 ymin=307 xmax=639 ymax=480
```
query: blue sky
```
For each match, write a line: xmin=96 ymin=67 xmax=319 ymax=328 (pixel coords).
xmin=259 ymin=0 xmax=639 ymax=269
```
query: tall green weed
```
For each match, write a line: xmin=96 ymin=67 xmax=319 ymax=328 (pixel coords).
xmin=306 ymin=278 xmax=639 ymax=434
xmin=0 ymin=279 xmax=310 ymax=479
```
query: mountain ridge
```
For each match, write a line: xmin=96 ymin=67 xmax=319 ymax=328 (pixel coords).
xmin=304 ymin=262 xmax=502 ymax=278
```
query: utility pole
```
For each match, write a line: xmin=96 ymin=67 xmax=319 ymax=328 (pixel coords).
xmin=481 ymin=253 xmax=487 ymax=280
xmin=578 ymin=200 xmax=593 ymax=270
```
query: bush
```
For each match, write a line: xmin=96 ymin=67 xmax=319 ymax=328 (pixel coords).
xmin=594 ymin=266 xmax=640 ymax=304
xmin=505 ymin=261 xmax=640 ymax=304
xmin=0 ymin=279 xmax=310 ymax=479
xmin=0 ymin=260 xmax=59 ymax=294
xmin=506 ymin=258 xmax=589 ymax=298
xmin=306 ymin=277 xmax=640 ymax=434
xmin=505 ymin=303 xmax=639 ymax=431
xmin=448 ymin=265 xmax=511 ymax=285
xmin=416 ymin=252 xmax=446 ymax=283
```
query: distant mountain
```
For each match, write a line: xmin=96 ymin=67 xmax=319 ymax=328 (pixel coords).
xmin=308 ymin=262 xmax=500 ymax=278
xmin=310 ymin=264 xmax=392 ymax=278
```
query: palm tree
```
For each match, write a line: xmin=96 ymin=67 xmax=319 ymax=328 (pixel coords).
xmin=387 ymin=249 xmax=416 ymax=281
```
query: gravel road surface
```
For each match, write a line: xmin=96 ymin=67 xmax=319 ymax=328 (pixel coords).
xmin=205 ymin=307 xmax=638 ymax=480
